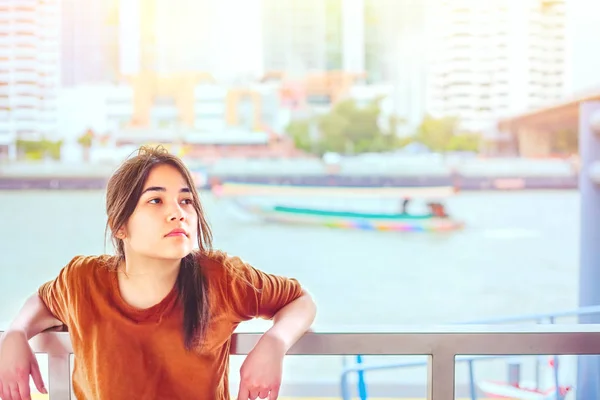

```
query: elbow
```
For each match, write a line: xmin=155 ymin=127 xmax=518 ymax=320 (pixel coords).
xmin=294 ymin=289 xmax=317 ymax=336
xmin=303 ymin=289 xmax=317 ymax=313
xmin=272 ymin=288 xmax=317 ymax=324
xmin=32 ymin=294 xmax=64 ymax=334
xmin=300 ymin=289 xmax=317 ymax=327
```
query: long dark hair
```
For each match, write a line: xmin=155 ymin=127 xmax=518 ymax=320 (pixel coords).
xmin=104 ymin=145 xmax=213 ymax=349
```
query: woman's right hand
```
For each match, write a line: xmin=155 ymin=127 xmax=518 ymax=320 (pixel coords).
xmin=0 ymin=330 xmax=47 ymax=400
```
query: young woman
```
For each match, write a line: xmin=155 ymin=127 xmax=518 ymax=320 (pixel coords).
xmin=0 ymin=146 xmax=316 ymax=400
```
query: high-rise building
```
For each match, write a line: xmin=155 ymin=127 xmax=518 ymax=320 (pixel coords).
xmin=364 ymin=0 xmax=405 ymax=83
xmin=564 ymin=0 xmax=600 ymax=94
xmin=341 ymin=0 xmax=364 ymax=74
xmin=363 ymin=0 xmax=428 ymax=132
xmin=260 ymin=0 xmax=428 ymax=132
xmin=0 ymin=0 xmax=61 ymax=160
xmin=114 ymin=0 xmax=222 ymax=129
xmin=426 ymin=0 xmax=567 ymax=132
xmin=262 ymin=0 xmax=343 ymax=74
xmin=60 ymin=0 xmax=115 ymax=86
xmin=262 ymin=0 xmax=426 ymax=82
xmin=153 ymin=0 xmax=219 ymax=73
xmin=118 ymin=0 xmax=222 ymax=76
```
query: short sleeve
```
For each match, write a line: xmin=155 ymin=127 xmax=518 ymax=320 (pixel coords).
xmin=222 ymin=255 xmax=304 ymax=322
xmin=38 ymin=255 xmax=88 ymax=328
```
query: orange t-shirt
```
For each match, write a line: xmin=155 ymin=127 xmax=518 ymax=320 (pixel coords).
xmin=38 ymin=251 xmax=304 ymax=400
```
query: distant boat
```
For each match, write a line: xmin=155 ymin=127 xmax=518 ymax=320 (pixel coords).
xmin=212 ymin=181 xmax=457 ymax=199
xmin=232 ymin=201 xmax=464 ymax=232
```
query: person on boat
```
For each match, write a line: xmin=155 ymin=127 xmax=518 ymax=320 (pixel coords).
xmin=0 ymin=145 xmax=316 ymax=400
xmin=428 ymin=202 xmax=448 ymax=218
xmin=400 ymin=198 xmax=410 ymax=215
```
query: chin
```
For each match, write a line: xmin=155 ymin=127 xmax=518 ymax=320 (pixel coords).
xmin=174 ymin=249 xmax=194 ymax=260
xmin=168 ymin=250 xmax=191 ymax=260
xmin=159 ymin=246 xmax=194 ymax=260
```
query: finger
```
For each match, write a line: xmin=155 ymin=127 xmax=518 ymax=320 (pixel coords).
xmin=15 ymin=372 xmax=30 ymax=400
xmin=269 ymin=386 xmax=280 ymax=400
xmin=257 ymin=388 xmax=270 ymax=399
xmin=30 ymin=359 xmax=47 ymax=394
xmin=16 ymin=379 xmax=30 ymax=400
xmin=248 ymin=388 xmax=259 ymax=400
xmin=9 ymin=382 xmax=20 ymax=400
xmin=15 ymin=370 xmax=30 ymax=400
xmin=1 ymin=383 xmax=14 ymax=400
xmin=0 ymin=381 xmax=9 ymax=400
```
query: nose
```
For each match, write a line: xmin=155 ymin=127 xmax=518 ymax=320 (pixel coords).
xmin=167 ymin=202 xmax=185 ymax=222
xmin=169 ymin=213 xmax=184 ymax=222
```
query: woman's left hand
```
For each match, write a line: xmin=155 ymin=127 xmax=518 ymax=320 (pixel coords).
xmin=237 ymin=333 xmax=286 ymax=400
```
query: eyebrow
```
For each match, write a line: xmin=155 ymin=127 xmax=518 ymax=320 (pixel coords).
xmin=142 ymin=186 xmax=191 ymax=194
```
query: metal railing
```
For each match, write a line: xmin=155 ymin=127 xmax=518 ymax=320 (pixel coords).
xmin=342 ymin=304 xmax=600 ymax=400
xmin=2 ymin=325 xmax=600 ymax=400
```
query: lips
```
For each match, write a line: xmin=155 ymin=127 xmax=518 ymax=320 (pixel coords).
xmin=165 ymin=228 xmax=188 ymax=237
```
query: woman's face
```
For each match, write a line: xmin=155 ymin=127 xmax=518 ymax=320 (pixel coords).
xmin=119 ymin=164 xmax=199 ymax=261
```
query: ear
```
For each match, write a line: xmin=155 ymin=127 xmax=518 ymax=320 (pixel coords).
xmin=115 ymin=226 xmax=126 ymax=240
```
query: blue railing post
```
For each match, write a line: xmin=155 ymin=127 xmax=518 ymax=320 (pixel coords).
xmin=577 ymin=100 xmax=600 ymax=399
xmin=356 ymin=355 xmax=368 ymax=400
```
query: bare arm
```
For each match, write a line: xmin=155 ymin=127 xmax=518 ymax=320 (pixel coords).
xmin=0 ymin=294 xmax=57 ymax=397
xmin=262 ymin=289 xmax=317 ymax=352
xmin=236 ymin=290 xmax=316 ymax=399
xmin=4 ymin=293 xmax=63 ymax=341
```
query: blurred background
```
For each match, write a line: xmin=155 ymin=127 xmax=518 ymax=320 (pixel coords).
xmin=1 ymin=0 xmax=599 ymax=398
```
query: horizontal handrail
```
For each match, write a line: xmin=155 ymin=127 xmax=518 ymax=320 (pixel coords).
xmin=343 ymin=304 xmax=600 ymax=399
xmin=342 ymin=354 xmax=516 ymax=374
xmin=2 ymin=325 xmax=600 ymax=400
xmin=456 ymin=304 xmax=600 ymax=324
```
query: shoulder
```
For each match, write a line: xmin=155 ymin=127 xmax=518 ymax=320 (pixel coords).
xmin=67 ymin=254 xmax=110 ymax=269
xmin=195 ymin=249 xmax=251 ymax=283
xmin=195 ymin=250 xmax=304 ymax=321
xmin=41 ymin=254 xmax=115 ymax=291
xmin=61 ymin=254 xmax=114 ymax=278
xmin=37 ymin=254 xmax=115 ymax=324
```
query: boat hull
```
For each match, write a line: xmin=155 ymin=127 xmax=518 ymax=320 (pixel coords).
xmin=234 ymin=202 xmax=464 ymax=232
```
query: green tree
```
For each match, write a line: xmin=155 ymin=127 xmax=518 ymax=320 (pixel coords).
xmin=414 ymin=115 xmax=459 ymax=152
xmin=78 ymin=128 xmax=94 ymax=162
xmin=315 ymin=98 xmax=393 ymax=154
xmin=16 ymin=139 xmax=62 ymax=161
xmin=386 ymin=114 xmax=405 ymax=137
xmin=45 ymin=139 xmax=63 ymax=160
xmin=78 ymin=128 xmax=94 ymax=147
xmin=285 ymin=99 xmax=449 ymax=155
xmin=286 ymin=120 xmax=312 ymax=152
xmin=447 ymin=133 xmax=482 ymax=152
xmin=317 ymin=107 xmax=351 ymax=153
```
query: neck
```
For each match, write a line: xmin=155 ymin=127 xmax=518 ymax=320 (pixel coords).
xmin=116 ymin=253 xmax=181 ymax=310
xmin=119 ymin=252 xmax=181 ymax=287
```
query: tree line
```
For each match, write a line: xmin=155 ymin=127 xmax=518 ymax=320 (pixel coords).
xmin=287 ymin=97 xmax=486 ymax=155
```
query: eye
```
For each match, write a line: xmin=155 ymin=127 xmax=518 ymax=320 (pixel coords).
xmin=181 ymin=198 xmax=193 ymax=205
xmin=148 ymin=198 xmax=162 ymax=204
